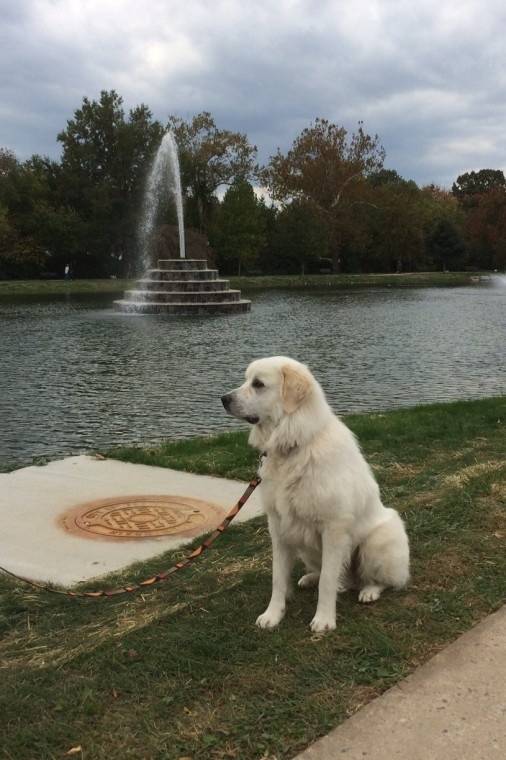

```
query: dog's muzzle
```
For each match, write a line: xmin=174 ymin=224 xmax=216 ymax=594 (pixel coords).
xmin=221 ymin=393 xmax=259 ymax=424
xmin=221 ymin=393 xmax=233 ymax=411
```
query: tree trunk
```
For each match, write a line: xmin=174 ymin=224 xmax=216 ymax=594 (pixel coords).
xmin=332 ymin=250 xmax=341 ymax=273
xmin=197 ymin=196 xmax=205 ymax=233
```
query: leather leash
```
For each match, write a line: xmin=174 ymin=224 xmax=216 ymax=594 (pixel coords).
xmin=0 ymin=475 xmax=261 ymax=600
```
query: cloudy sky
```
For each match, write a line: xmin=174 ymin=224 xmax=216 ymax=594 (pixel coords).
xmin=1 ymin=0 xmax=505 ymax=187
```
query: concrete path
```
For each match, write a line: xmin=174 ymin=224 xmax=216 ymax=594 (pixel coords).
xmin=294 ymin=605 xmax=506 ymax=760
xmin=0 ymin=455 xmax=262 ymax=586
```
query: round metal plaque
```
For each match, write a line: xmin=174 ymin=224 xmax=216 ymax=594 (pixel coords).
xmin=59 ymin=495 xmax=225 ymax=541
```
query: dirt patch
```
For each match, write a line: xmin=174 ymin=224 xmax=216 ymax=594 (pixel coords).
xmin=382 ymin=462 xmax=424 ymax=480
xmin=423 ymin=549 xmax=471 ymax=584
xmin=491 ymin=482 xmax=506 ymax=501
xmin=410 ymin=491 xmax=439 ymax=507
xmin=400 ymin=593 xmax=419 ymax=609
xmin=477 ymin=497 xmax=506 ymax=536
xmin=218 ymin=557 xmax=265 ymax=577
xmin=0 ymin=598 xmax=188 ymax=670
xmin=442 ymin=460 xmax=504 ymax=488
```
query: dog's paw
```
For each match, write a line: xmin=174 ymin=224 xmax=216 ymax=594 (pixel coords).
xmin=256 ymin=607 xmax=284 ymax=629
xmin=309 ymin=613 xmax=336 ymax=633
xmin=358 ymin=585 xmax=383 ymax=603
xmin=298 ymin=572 xmax=320 ymax=589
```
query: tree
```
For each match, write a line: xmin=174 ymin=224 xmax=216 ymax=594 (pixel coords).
xmin=359 ymin=179 xmax=427 ymax=272
xmin=426 ymin=218 xmax=467 ymax=271
xmin=272 ymin=202 xmax=328 ymax=274
xmin=167 ymin=112 xmax=257 ymax=232
xmin=452 ymin=169 xmax=506 ymax=205
xmin=368 ymin=168 xmax=407 ymax=187
xmin=256 ymin=200 xmax=278 ymax=273
xmin=209 ymin=179 xmax=265 ymax=275
xmin=262 ymin=119 xmax=385 ymax=270
xmin=0 ymin=148 xmax=17 ymax=178
xmin=0 ymin=199 xmax=46 ymax=279
xmin=450 ymin=170 xmax=506 ymax=269
xmin=262 ymin=119 xmax=385 ymax=211
xmin=465 ymin=188 xmax=506 ymax=269
xmin=0 ymin=150 xmax=51 ymax=277
xmin=57 ymin=90 xmax=164 ymax=274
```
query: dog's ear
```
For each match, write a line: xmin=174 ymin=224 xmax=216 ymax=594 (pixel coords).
xmin=281 ymin=364 xmax=312 ymax=414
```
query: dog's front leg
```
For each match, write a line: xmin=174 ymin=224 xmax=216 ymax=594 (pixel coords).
xmin=256 ymin=516 xmax=294 ymax=629
xmin=310 ymin=528 xmax=351 ymax=633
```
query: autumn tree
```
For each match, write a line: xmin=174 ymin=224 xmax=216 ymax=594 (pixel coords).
xmin=450 ymin=170 xmax=506 ymax=268
xmin=263 ymin=119 xmax=384 ymax=209
xmin=167 ymin=112 xmax=257 ymax=232
xmin=262 ymin=119 xmax=385 ymax=270
xmin=465 ymin=187 xmax=506 ymax=269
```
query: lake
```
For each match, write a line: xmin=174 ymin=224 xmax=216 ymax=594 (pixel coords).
xmin=1 ymin=285 xmax=504 ymax=470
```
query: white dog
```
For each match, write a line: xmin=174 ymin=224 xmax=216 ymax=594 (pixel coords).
xmin=221 ymin=357 xmax=410 ymax=633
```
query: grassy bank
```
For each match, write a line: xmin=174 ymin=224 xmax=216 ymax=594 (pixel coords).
xmin=1 ymin=397 xmax=505 ymax=759
xmin=0 ymin=278 xmax=132 ymax=297
xmin=0 ymin=271 xmax=483 ymax=297
xmin=230 ymin=271 xmax=483 ymax=289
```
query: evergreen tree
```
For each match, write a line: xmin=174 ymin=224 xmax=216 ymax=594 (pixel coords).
xmin=57 ymin=90 xmax=164 ymax=274
xmin=272 ymin=202 xmax=328 ymax=274
xmin=426 ymin=218 xmax=467 ymax=271
xmin=210 ymin=179 xmax=265 ymax=275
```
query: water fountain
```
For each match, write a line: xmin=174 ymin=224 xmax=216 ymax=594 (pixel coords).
xmin=115 ymin=131 xmax=251 ymax=315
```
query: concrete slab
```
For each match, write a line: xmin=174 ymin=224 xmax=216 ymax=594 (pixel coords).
xmin=0 ymin=455 xmax=263 ymax=586
xmin=294 ymin=605 xmax=506 ymax=760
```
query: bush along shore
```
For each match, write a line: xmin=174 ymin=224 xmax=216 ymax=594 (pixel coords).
xmin=1 ymin=396 xmax=505 ymax=759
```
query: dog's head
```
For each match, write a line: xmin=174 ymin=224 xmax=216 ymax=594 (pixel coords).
xmin=221 ymin=356 xmax=312 ymax=424
xmin=221 ymin=357 xmax=329 ymax=452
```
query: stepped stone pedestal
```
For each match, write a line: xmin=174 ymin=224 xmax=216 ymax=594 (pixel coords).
xmin=114 ymin=259 xmax=250 ymax=315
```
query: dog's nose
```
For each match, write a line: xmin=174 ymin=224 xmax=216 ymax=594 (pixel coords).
xmin=221 ymin=393 xmax=232 ymax=410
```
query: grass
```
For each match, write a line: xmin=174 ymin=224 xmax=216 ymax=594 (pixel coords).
xmin=230 ymin=271 xmax=484 ymax=289
xmin=0 ymin=271 xmax=483 ymax=297
xmin=1 ymin=397 xmax=505 ymax=759
xmin=0 ymin=279 xmax=132 ymax=297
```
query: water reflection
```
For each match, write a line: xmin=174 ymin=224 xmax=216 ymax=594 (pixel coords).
xmin=0 ymin=286 xmax=504 ymax=470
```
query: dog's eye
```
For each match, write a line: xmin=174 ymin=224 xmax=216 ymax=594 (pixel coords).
xmin=252 ymin=378 xmax=265 ymax=389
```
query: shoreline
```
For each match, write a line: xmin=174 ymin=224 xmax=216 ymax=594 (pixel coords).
xmin=104 ymin=395 xmax=506 ymax=479
xmin=3 ymin=395 xmax=505 ymax=474
xmin=0 ymin=271 xmax=488 ymax=297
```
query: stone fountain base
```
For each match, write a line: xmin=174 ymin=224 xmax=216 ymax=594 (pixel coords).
xmin=114 ymin=259 xmax=250 ymax=315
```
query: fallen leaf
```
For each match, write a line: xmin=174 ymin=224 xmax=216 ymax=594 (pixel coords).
xmin=65 ymin=747 xmax=82 ymax=756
